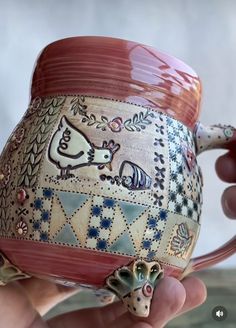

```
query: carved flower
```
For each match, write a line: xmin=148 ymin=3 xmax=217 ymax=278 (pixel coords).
xmin=26 ymin=96 xmax=42 ymax=117
xmin=224 ymin=126 xmax=234 ymax=138
xmin=10 ymin=127 xmax=25 ymax=150
xmin=16 ymin=220 xmax=28 ymax=236
xmin=0 ymin=164 xmax=11 ymax=188
xmin=108 ymin=117 xmax=124 ymax=132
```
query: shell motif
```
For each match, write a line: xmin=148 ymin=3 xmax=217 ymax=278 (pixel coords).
xmin=16 ymin=220 xmax=28 ymax=236
xmin=171 ymin=223 xmax=192 ymax=256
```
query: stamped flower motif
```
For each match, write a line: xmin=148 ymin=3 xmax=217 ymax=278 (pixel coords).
xmin=9 ymin=127 xmax=25 ymax=151
xmin=108 ymin=117 xmax=124 ymax=132
xmin=16 ymin=188 xmax=27 ymax=204
xmin=223 ymin=126 xmax=234 ymax=138
xmin=0 ymin=164 xmax=11 ymax=189
xmin=16 ymin=220 xmax=28 ymax=236
xmin=26 ymin=96 xmax=42 ymax=117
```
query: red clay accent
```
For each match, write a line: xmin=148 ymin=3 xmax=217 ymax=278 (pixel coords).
xmin=0 ymin=239 xmax=183 ymax=287
xmin=31 ymin=36 xmax=202 ymax=129
xmin=142 ymin=283 xmax=153 ymax=297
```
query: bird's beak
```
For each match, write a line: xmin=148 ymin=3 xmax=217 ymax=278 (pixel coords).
xmin=105 ymin=162 xmax=112 ymax=171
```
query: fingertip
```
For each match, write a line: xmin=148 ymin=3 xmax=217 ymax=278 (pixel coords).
xmin=175 ymin=276 xmax=207 ymax=318
xmin=155 ymin=276 xmax=186 ymax=312
xmin=215 ymin=152 xmax=236 ymax=183
xmin=148 ymin=277 xmax=186 ymax=326
xmin=221 ymin=186 xmax=236 ymax=219
xmin=181 ymin=276 xmax=207 ymax=309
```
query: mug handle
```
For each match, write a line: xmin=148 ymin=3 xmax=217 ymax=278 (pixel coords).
xmin=181 ymin=122 xmax=236 ymax=279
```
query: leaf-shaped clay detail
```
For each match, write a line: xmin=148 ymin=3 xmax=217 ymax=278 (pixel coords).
xmin=96 ymin=123 xmax=107 ymax=129
xmin=101 ymin=116 xmax=108 ymax=123
xmin=27 ymin=164 xmax=32 ymax=176
xmin=30 ymin=153 xmax=35 ymax=165
xmin=125 ymin=125 xmax=135 ymax=132
xmin=29 ymin=133 xmax=37 ymax=144
xmin=133 ymin=113 xmax=138 ymax=124
xmin=32 ymin=164 xmax=40 ymax=176
xmin=30 ymin=175 xmax=37 ymax=187
xmin=18 ymin=174 xmax=25 ymax=186
xmin=44 ymin=115 xmax=50 ymax=124
xmin=33 ymin=143 xmax=38 ymax=154
xmin=37 ymin=143 xmax=45 ymax=154
xmin=40 ymin=124 xmax=46 ymax=134
xmin=20 ymin=164 xmax=28 ymax=176
xmin=178 ymin=223 xmax=189 ymax=239
xmin=24 ymin=175 xmax=30 ymax=187
xmin=34 ymin=154 xmax=42 ymax=165
xmin=87 ymin=121 xmax=96 ymax=126
xmin=48 ymin=107 xmax=55 ymax=115
xmin=25 ymin=143 xmax=34 ymax=154
xmin=41 ymin=133 xmax=49 ymax=143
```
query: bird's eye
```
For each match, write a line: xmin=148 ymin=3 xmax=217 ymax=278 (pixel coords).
xmin=104 ymin=154 xmax=109 ymax=159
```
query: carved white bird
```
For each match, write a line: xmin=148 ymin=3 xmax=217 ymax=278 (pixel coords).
xmin=48 ymin=116 xmax=120 ymax=178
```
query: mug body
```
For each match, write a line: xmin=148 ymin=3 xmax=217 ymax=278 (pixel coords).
xmin=0 ymin=37 xmax=202 ymax=287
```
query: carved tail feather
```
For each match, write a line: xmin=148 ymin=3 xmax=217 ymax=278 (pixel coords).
xmin=106 ymin=259 xmax=163 ymax=317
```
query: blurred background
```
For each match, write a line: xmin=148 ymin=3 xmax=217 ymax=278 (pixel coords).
xmin=0 ymin=0 xmax=235 ymax=327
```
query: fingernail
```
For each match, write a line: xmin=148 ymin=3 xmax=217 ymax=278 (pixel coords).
xmin=222 ymin=191 xmax=236 ymax=219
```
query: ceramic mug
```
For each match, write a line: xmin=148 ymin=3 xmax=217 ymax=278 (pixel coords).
xmin=0 ymin=37 xmax=235 ymax=317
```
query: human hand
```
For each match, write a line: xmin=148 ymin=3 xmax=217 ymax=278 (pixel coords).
xmin=0 ymin=275 xmax=206 ymax=328
xmin=216 ymin=150 xmax=236 ymax=219
xmin=1 ymin=151 xmax=235 ymax=328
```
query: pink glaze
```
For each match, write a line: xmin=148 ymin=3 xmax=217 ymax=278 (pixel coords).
xmin=190 ymin=236 xmax=236 ymax=273
xmin=0 ymin=239 xmax=182 ymax=287
xmin=31 ymin=36 xmax=201 ymax=129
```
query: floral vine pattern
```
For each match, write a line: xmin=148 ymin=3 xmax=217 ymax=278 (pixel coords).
xmin=70 ymin=96 xmax=156 ymax=133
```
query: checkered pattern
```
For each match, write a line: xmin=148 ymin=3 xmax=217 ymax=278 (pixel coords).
xmin=167 ymin=117 xmax=201 ymax=222
xmin=166 ymin=116 xmax=194 ymax=147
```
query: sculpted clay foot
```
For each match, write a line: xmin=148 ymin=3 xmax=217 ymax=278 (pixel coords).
xmin=106 ymin=259 xmax=163 ymax=317
xmin=0 ymin=252 xmax=30 ymax=286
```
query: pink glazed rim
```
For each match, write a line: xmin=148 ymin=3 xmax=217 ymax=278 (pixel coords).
xmin=31 ymin=36 xmax=202 ymax=129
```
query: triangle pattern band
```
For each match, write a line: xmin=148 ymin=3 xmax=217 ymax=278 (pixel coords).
xmin=49 ymin=195 xmax=67 ymax=238
xmin=129 ymin=210 xmax=149 ymax=252
xmin=53 ymin=223 xmax=79 ymax=245
xmin=71 ymin=198 xmax=92 ymax=247
xmin=57 ymin=191 xmax=89 ymax=218
xmin=119 ymin=201 xmax=148 ymax=224
xmin=108 ymin=231 xmax=136 ymax=256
